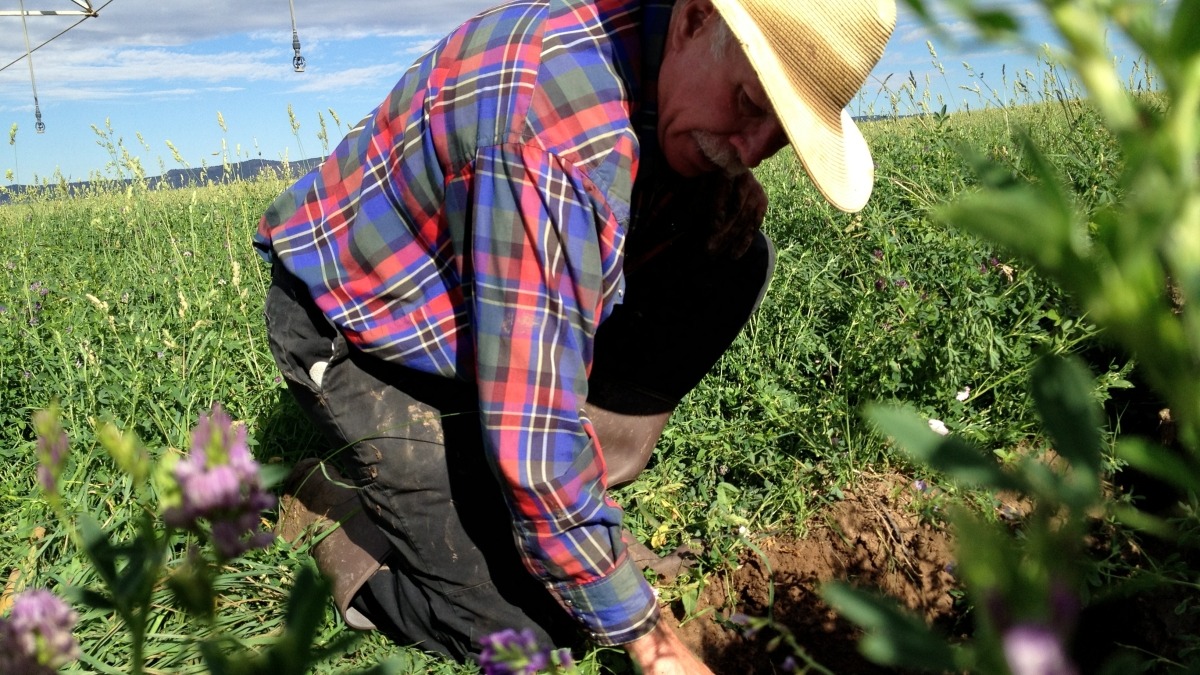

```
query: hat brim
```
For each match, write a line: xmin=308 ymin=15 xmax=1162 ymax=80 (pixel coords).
xmin=711 ymin=0 xmax=876 ymax=213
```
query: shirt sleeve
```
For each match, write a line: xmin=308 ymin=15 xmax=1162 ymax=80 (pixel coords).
xmin=467 ymin=141 xmax=659 ymax=645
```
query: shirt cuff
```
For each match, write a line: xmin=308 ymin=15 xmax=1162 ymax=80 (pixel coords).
xmin=552 ymin=555 xmax=660 ymax=646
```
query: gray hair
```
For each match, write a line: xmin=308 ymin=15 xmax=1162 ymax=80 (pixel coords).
xmin=670 ymin=1 xmax=738 ymax=58
xmin=709 ymin=13 xmax=735 ymax=57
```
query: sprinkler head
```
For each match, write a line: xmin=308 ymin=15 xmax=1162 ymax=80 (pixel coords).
xmin=292 ymin=31 xmax=305 ymax=72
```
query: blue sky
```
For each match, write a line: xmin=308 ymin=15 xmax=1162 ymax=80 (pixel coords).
xmin=0 ymin=0 xmax=1144 ymax=186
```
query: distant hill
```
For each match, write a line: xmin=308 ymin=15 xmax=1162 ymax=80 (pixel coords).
xmin=0 ymin=157 xmax=326 ymax=205
xmin=1 ymin=117 xmax=910 ymax=205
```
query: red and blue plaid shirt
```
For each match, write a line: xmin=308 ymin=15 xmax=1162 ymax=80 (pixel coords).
xmin=256 ymin=0 xmax=673 ymax=645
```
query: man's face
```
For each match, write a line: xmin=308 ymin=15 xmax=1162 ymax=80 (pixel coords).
xmin=657 ymin=0 xmax=789 ymax=177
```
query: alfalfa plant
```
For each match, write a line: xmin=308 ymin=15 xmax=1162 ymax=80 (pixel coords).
xmin=826 ymin=0 xmax=1200 ymax=672
xmin=10 ymin=403 xmax=410 ymax=674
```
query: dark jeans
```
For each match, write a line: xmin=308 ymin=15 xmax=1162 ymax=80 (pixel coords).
xmin=263 ymin=229 xmax=774 ymax=659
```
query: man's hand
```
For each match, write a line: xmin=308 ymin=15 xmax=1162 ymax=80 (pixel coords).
xmin=624 ymin=620 xmax=715 ymax=675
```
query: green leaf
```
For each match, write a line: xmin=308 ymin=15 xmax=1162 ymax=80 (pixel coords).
xmin=64 ymin=587 xmax=116 ymax=611
xmin=939 ymin=134 xmax=1082 ymax=277
xmin=864 ymin=403 xmax=1021 ymax=491
xmin=1168 ymin=0 xmax=1200 ymax=62
xmin=680 ymin=584 xmax=700 ymax=617
xmin=948 ymin=508 xmax=1017 ymax=592
xmin=1030 ymin=356 xmax=1103 ymax=487
xmin=822 ymin=582 xmax=961 ymax=671
xmin=969 ymin=8 xmax=1020 ymax=39
xmin=166 ymin=559 xmax=216 ymax=620
xmin=198 ymin=581 xmax=344 ymax=675
xmin=1116 ymin=437 xmax=1200 ymax=494
xmin=283 ymin=565 xmax=331 ymax=647
xmin=78 ymin=515 xmax=120 ymax=589
xmin=259 ymin=462 xmax=290 ymax=491
xmin=1112 ymin=504 xmax=1176 ymax=539
xmin=354 ymin=657 xmax=416 ymax=675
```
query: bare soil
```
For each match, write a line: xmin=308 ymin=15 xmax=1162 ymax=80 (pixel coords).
xmin=660 ymin=471 xmax=962 ymax=674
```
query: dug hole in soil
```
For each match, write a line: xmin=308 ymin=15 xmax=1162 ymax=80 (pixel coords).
xmin=661 ymin=471 xmax=961 ymax=673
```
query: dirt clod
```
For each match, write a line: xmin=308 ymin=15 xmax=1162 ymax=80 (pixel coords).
xmin=662 ymin=472 xmax=960 ymax=674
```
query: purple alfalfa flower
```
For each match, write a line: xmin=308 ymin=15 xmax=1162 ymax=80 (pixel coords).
xmin=477 ymin=627 xmax=557 ymax=675
xmin=874 ymin=277 xmax=887 ymax=292
xmin=894 ymin=277 xmax=909 ymax=289
xmin=0 ymin=589 xmax=80 ymax=674
xmin=872 ymin=248 xmax=884 ymax=260
xmin=526 ymin=649 xmax=550 ymax=672
xmin=210 ymin=508 xmax=275 ymax=560
xmin=1002 ymin=624 xmax=1077 ymax=675
xmin=728 ymin=612 xmax=762 ymax=639
xmin=173 ymin=463 xmax=242 ymax=516
xmin=912 ymin=479 xmax=929 ymax=493
xmin=552 ymin=648 xmax=574 ymax=671
xmin=781 ymin=655 xmax=798 ymax=672
xmin=32 ymin=409 xmax=69 ymax=497
xmin=164 ymin=403 xmax=276 ymax=559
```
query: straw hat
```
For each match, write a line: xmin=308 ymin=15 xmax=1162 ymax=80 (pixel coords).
xmin=711 ymin=0 xmax=896 ymax=212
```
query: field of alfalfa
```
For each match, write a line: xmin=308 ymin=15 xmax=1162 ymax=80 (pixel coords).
xmin=1 ymin=57 xmax=1196 ymax=673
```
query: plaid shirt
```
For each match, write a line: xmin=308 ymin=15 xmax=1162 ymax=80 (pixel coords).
xmin=256 ymin=0 xmax=674 ymax=645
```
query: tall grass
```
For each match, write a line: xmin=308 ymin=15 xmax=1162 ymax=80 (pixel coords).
xmin=0 ymin=53 xmax=1167 ymax=671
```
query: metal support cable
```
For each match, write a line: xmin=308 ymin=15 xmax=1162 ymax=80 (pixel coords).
xmin=0 ymin=0 xmax=114 ymax=75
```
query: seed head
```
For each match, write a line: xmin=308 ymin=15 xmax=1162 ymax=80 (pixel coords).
xmin=32 ymin=407 xmax=69 ymax=498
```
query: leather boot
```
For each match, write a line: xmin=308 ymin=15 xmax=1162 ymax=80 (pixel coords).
xmin=277 ymin=459 xmax=392 ymax=630
xmin=584 ymin=390 xmax=696 ymax=580
xmin=583 ymin=402 xmax=670 ymax=489
xmin=584 ymin=377 xmax=681 ymax=489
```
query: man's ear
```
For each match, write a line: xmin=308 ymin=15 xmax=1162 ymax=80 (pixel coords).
xmin=668 ymin=0 xmax=718 ymax=49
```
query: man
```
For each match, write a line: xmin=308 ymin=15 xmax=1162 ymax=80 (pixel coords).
xmin=258 ymin=0 xmax=894 ymax=671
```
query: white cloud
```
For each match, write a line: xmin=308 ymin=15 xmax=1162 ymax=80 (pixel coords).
xmin=0 ymin=0 xmax=490 ymax=103
xmin=892 ymin=0 xmax=1048 ymax=47
xmin=11 ymin=0 xmax=492 ymax=48
xmin=286 ymin=65 xmax=400 ymax=94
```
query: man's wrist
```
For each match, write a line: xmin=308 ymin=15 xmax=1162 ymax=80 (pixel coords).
xmin=552 ymin=555 xmax=659 ymax=645
xmin=623 ymin=620 xmax=665 ymax=657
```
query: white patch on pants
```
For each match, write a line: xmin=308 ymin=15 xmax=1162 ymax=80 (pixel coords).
xmin=309 ymin=360 xmax=328 ymax=388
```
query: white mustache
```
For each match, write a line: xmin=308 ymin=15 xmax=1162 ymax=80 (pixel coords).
xmin=693 ymin=131 xmax=747 ymax=176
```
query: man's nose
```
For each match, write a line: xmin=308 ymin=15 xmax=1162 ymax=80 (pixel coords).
xmin=731 ymin=121 xmax=788 ymax=169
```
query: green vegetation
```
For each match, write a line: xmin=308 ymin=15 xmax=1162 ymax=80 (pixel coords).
xmin=1 ymin=15 xmax=1196 ymax=672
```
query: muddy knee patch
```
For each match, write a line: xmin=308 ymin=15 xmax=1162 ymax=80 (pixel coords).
xmin=408 ymin=403 xmax=445 ymax=444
